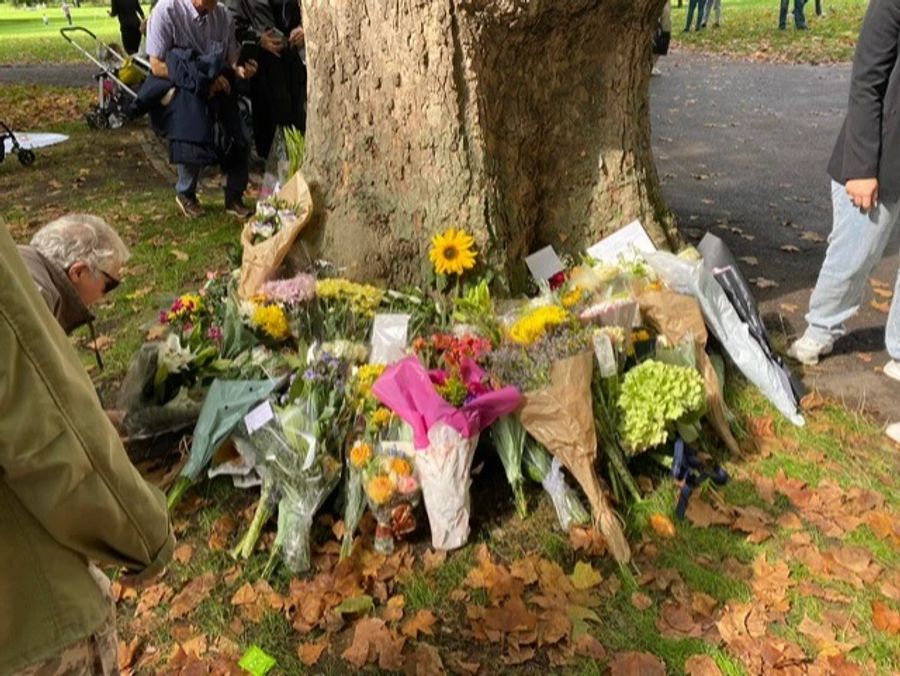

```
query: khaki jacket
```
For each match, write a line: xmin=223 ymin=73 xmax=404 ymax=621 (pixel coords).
xmin=17 ymin=245 xmax=93 ymax=336
xmin=0 ymin=226 xmax=174 ymax=674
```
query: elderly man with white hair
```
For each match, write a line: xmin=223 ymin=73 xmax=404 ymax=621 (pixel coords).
xmin=18 ymin=214 xmax=129 ymax=366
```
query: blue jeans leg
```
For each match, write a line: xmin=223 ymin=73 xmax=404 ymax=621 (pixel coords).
xmin=685 ymin=0 xmax=697 ymax=30
xmin=805 ymin=180 xmax=900 ymax=357
xmin=176 ymin=164 xmax=201 ymax=198
xmin=779 ymin=0 xmax=789 ymax=27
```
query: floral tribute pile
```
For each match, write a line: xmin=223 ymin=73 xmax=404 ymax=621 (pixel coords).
xmin=124 ymin=216 xmax=757 ymax=576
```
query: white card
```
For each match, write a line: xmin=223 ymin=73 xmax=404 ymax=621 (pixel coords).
xmin=244 ymin=400 xmax=275 ymax=435
xmin=525 ymin=245 xmax=565 ymax=282
xmin=585 ymin=220 xmax=656 ymax=265
xmin=370 ymin=313 xmax=410 ymax=365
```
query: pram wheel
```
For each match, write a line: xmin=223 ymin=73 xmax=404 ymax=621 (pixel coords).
xmin=18 ymin=149 xmax=35 ymax=166
xmin=85 ymin=110 xmax=108 ymax=130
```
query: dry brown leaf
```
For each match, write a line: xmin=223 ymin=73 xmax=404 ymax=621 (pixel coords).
xmin=401 ymin=610 xmax=437 ymax=639
xmin=422 ymin=549 xmax=447 ymax=571
xmin=298 ymin=639 xmax=328 ymax=667
xmin=230 ymin=582 xmax=258 ymax=606
xmin=872 ymin=286 xmax=894 ymax=299
xmin=867 ymin=511 xmax=900 ymax=544
xmin=738 ymin=256 xmax=759 ymax=266
xmin=503 ymin=645 xmax=535 ymax=666
xmin=404 ymin=643 xmax=444 ymax=676
xmin=684 ymin=654 xmax=722 ymax=675
xmin=631 ymin=592 xmax=653 ymax=610
xmin=510 ymin=557 xmax=539 ymax=585
xmin=117 ymin=637 xmax=142 ymax=671
xmin=383 ymin=594 xmax=405 ymax=623
xmin=799 ymin=231 xmax=826 ymax=243
xmin=752 ymin=277 xmax=779 ymax=289
xmin=872 ymin=601 xmax=900 ymax=635
xmin=87 ymin=335 xmax=114 ymax=352
xmin=649 ymin=513 xmax=676 ymax=539
xmin=341 ymin=617 xmax=390 ymax=668
xmin=871 ymin=299 xmax=891 ymax=314
xmin=172 ymin=544 xmax=193 ymax=565
xmin=135 ymin=582 xmax=174 ymax=617
xmin=569 ymin=526 xmax=607 ymax=557
xmin=180 ymin=634 xmax=207 ymax=658
xmin=781 ymin=244 xmax=800 ymax=253
xmin=800 ymin=392 xmax=826 ymax=410
xmin=749 ymin=416 xmax=776 ymax=439
xmin=170 ymin=249 xmax=189 ymax=262
xmin=609 ymin=651 xmax=666 ymax=676
xmin=777 ymin=512 xmax=803 ymax=530
xmin=169 ymin=572 xmax=216 ymax=620
xmin=685 ymin=497 xmax=733 ymax=528
xmin=573 ymin=634 xmax=607 ymax=660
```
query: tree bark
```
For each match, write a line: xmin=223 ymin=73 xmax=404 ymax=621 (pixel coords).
xmin=301 ymin=0 xmax=674 ymax=291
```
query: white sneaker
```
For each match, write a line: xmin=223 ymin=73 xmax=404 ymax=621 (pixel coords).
xmin=887 ymin=422 xmax=900 ymax=443
xmin=786 ymin=334 xmax=834 ymax=365
xmin=884 ymin=359 xmax=900 ymax=383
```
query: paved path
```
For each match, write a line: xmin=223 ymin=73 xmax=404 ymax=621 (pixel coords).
xmin=0 ymin=63 xmax=96 ymax=87
xmin=651 ymin=50 xmax=898 ymax=422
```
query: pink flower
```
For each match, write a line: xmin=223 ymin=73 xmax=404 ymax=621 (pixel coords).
xmin=207 ymin=325 xmax=223 ymax=342
xmin=397 ymin=475 xmax=419 ymax=495
xmin=259 ymin=273 xmax=316 ymax=304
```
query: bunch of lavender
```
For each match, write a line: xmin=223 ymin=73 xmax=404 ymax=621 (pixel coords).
xmin=490 ymin=327 xmax=592 ymax=392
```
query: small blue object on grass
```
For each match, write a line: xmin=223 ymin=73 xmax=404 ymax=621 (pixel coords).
xmin=238 ymin=645 xmax=277 ymax=676
xmin=672 ymin=438 xmax=729 ymax=520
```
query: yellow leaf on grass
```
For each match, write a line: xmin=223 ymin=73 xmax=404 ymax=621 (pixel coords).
xmin=570 ymin=561 xmax=602 ymax=591
xmin=649 ymin=513 xmax=676 ymax=539
xmin=171 ymin=249 xmax=189 ymax=262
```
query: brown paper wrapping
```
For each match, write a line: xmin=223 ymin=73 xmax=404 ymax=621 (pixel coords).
xmin=238 ymin=172 xmax=313 ymax=299
xmin=638 ymin=291 xmax=741 ymax=456
xmin=520 ymin=352 xmax=631 ymax=564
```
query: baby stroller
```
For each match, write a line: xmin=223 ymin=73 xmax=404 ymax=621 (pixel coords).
xmin=0 ymin=121 xmax=36 ymax=166
xmin=60 ymin=26 xmax=150 ymax=130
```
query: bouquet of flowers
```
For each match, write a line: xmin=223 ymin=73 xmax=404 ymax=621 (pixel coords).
xmin=373 ymin=356 xmax=521 ymax=550
xmin=258 ymin=272 xmax=317 ymax=340
xmin=522 ymin=438 xmax=590 ymax=531
xmin=489 ymin=415 xmax=529 ymax=519
xmin=315 ymin=277 xmax=385 ymax=342
xmin=247 ymin=198 xmax=299 ymax=245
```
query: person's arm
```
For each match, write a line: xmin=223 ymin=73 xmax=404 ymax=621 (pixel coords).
xmin=0 ymin=226 xmax=174 ymax=581
xmin=842 ymin=0 xmax=900 ymax=203
xmin=150 ymin=55 xmax=169 ymax=78
xmin=145 ymin=8 xmax=173 ymax=78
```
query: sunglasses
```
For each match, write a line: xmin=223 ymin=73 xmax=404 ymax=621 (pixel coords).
xmin=98 ymin=269 xmax=121 ymax=294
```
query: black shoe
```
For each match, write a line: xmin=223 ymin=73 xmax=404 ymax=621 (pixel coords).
xmin=225 ymin=198 xmax=253 ymax=219
xmin=176 ymin=193 xmax=203 ymax=219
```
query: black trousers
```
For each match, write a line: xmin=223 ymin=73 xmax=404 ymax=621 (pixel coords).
xmin=120 ymin=25 xmax=141 ymax=55
xmin=251 ymin=48 xmax=307 ymax=159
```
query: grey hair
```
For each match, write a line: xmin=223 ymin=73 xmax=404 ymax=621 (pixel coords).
xmin=30 ymin=214 xmax=130 ymax=274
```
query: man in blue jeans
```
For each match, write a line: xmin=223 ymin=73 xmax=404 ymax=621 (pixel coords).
xmin=788 ymin=0 xmax=900 ymax=386
xmin=779 ymin=0 xmax=807 ymax=29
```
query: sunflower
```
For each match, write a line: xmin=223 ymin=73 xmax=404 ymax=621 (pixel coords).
xmin=429 ymin=227 xmax=477 ymax=276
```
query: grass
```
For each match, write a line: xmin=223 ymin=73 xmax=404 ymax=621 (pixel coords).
xmin=0 ymin=2 xmax=130 ymax=64
xmin=670 ymin=0 xmax=867 ymax=63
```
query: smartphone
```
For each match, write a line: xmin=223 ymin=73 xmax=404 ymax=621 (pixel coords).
xmin=238 ymin=40 xmax=259 ymax=64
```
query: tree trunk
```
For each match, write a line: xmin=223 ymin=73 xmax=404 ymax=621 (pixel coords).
xmin=301 ymin=0 xmax=675 ymax=291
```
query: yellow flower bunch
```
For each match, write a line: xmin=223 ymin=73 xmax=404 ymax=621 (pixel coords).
xmin=251 ymin=303 xmax=289 ymax=340
xmin=165 ymin=293 xmax=202 ymax=322
xmin=368 ymin=407 xmax=393 ymax=430
xmin=429 ymin=227 xmax=476 ymax=276
xmin=316 ymin=278 xmax=384 ymax=317
xmin=354 ymin=364 xmax=386 ymax=401
xmin=366 ymin=475 xmax=394 ymax=506
xmin=561 ymin=286 xmax=587 ymax=309
xmin=390 ymin=458 xmax=412 ymax=477
xmin=349 ymin=441 xmax=374 ymax=469
xmin=508 ymin=305 xmax=571 ymax=345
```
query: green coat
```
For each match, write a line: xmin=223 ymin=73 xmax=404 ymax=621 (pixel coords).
xmin=0 ymin=225 xmax=174 ymax=674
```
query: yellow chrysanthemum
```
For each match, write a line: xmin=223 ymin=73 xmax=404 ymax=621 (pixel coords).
xmin=429 ymin=227 xmax=476 ymax=276
xmin=390 ymin=458 xmax=412 ymax=477
xmin=561 ymin=286 xmax=586 ymax=309
xmin=354 ymin=364 xmax=386 ymax=399
xmin=366 ymin=475 xmax=394 ymax=506
xmin=251 ymin=303 xmax=289 ymax=340
xmin=349 ymin=442 xmax=374 ymax=469
xmin=369 ymin=407 xmax=393 ymax=429
xmin=316 ymin=278 xmax=384 ymax=317
xmin=508 ymin=305 xmax=571 ymax=345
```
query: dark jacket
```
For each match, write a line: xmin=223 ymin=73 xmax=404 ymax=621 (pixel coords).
xmin=133 ymin=48 xmax=248 ymax=166
xmin=828 ymin=0 xmax=900 ymax=201
xmin=17 ymin=245 xmax=93 ymax=335
xmin=110 ymin=0 xmax=144 ymax=29
xmin=1 ymin=226 xmax=174 ymax=674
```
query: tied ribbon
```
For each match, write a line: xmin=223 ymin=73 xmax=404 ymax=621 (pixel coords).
xmin=390 ymin=502 xmax=417 ymax=538
xmin=672 ymin=438 xmax=729 ymax=520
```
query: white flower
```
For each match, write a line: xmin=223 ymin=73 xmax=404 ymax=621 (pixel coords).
xmin=158 ymin=333 xmax=194 ymax=373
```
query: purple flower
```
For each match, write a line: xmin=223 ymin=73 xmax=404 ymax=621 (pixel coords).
xmin=259 ymin=273 xmax=316 ymax=304
xmin=207 ymin=325 xmax=223 ymax=342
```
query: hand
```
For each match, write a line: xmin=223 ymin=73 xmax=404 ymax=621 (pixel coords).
xmin=289 ymin=26 xmax=305 ymax=48
xmin=259 ymin=28 xmax=283 ymax=55
xmin=208 ymin=74 xmax=231 ymax=96
xmin=846 ymin=178 xmax=879 ymax=211
xmin=235 ymin=59 xmax=257 ymax=80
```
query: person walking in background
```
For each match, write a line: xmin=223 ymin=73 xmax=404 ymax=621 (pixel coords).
xmin=0 ymin=223 xmax=174 ymax=676
xmin=787 ymin=0 xmax=900 ymax=386
xmin=61 ymin=1 xmax=72 ymax=26
xmin=702 ymin=0 xmax=721 ymax=28
xmin=225 ymin=0 xmax=307 ymax=160
xmin=652 ymin=1 xmax=672 ymax=77
xmin=684 ymin=0 xmax=706 ymax=31
xmin=110 ymin=0 xmax=145 ymax=54
xmin=779 ymin=0 xmax=807 ymax=29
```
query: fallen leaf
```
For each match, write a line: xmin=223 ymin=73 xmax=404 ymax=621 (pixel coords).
xmin=573 ymin=634 xmax=607 ymax=660
xmin=169 ymin=572 xmax=216 ymax=619
xmin=180 ymin=634 xmax=207 ymax=658
xmin=570 ymin=561 xmax=602 ymax=590
xmin=383 ymin=595 xmax=405 ymax=623
xmin=631 ymin=592 xmax=653 ymax=610
xmin=872 ymin=601 xmax=900 ymax=635
xmin=510 ymin=557 xmax=539 ymax=585
xmin=777 ymin=512 xmax=803 ymax=530
xmin=172 ymin=544 xmax=193 ymax=565
xmin=781 ymin=245 xmax=800 ymax=253
xmin=649 ymin=513 xmax=676 ymax=539
xmin=403 ymin=643 xmax=443 ymax=675
xmin=502 ymin=645 xmax=535 ymax=666
xmin=569 ymin=526 xmax=606 ymax=557
xmin=230 ymin=582 xmax=258 ymax=606
xmin=800 ymin=392 xmax=826 ymax=410
xmin=297 ymin=639 xmax=328 ymax=666
xmin=87 ymin=334 xmax=113 ymax=352
xmin=401 ymin=610 xmax=437 ymax=639
xmin=870 ymin=277 xmax=890 ymax=289
xmin=117 ymin=637 xmax=142 ymax=671
xmin=335 ymin=594 xmax=374 ymax=618
xmin=684 ymin=654 xmax=722 ymax=675
xmin=780 ymin=303 xmax=799 ymax=314
xmin=749 ymin=415 xmax=775 ymax=439
xmin=871 ymin=300 xmax=891 ymax=314
xmin=872 ymin=287 xmax=893 ymax=299
xmin=738 ymin=256 xmax=759 ymax=266
xmin=752 ymin=277 xmax=779 ymax=289
xmin=171 ymin=249 xmax=189 ymax=262
xmin=341 ymin=617 xmax=389 ymax=668
xmin=799 ymin=231 xmax=826 ymax=243
xmin=685 ymin=497 xmax=733 ymax=528
xmin=135 ymin=582 xmax=174 ymax=617
xmin=609 ymin=651 xmax=666 ymax=676
xmin=422 ymin=549 xmax=446 ymax=571
xmin=207 ymin=515 xmax=236 ymax=552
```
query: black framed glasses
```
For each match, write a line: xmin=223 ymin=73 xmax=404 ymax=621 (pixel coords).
xmin=98 ymin=269 xmax=121 ymax=294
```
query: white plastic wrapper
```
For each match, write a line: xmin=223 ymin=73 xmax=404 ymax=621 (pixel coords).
xmin=370 ymin=314 xmax=410 ymax=365
xmin=592 ymin=331 xmax=618 ymax=378
xmin=542 ymin=457 xmax=578 ymax=531
xmin=415 ymin=423 xmax=478 ymax=551
xmin=645 ymin=251 xmax=804 ymax=426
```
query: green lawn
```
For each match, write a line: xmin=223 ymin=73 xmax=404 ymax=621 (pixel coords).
xmin=0 ymin=2 xmax=129 ymax=64
xmin=672 ymin=0 xmax=868 ymax=63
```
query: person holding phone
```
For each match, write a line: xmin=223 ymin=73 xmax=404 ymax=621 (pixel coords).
xmin=226 ymin=0 xmax=306 ymax=159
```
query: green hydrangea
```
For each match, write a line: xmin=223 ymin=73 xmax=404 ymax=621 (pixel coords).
xmin=617 ymin=359 xmax=706 ymax=454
